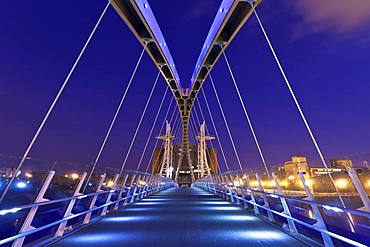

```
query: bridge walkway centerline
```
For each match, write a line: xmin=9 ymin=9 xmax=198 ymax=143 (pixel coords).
xmin=50 ymin=187 xmax=309 ymax=247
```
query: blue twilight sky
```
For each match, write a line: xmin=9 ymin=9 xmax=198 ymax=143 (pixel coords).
xmin=0 ymin=0 xmax=370 ymax=173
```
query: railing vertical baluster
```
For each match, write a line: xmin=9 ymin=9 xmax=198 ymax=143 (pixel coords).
xmin=272 ymin=173 xmax=297 ymax=234
xmin=245 ymin=176 xmax=259 ymax=215
xmin=55 ymin=172 xmax=87 ymax=237
xmin=298 ymin=172 xmax=334 ymax=247
xmin=12 ymin=171 xmax=55 ymax=247
xmin=347 ymin=168 xmax=370 ymax=212
xmin=101 ymin=174 xmax=119 ymax=216
xmin=82 ymin=173 xmax=106 ymax=224
xmin=255 ymin=173 xmax=274 ymax=222
xmin=114 ymin=173 xmax=129 ymax=210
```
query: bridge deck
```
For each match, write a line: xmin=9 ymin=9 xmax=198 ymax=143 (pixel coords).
xmin=52 ymin=187 xmax=308 ymax=246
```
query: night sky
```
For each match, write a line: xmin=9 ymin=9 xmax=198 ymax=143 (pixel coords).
xmin=0 ymin=0 xmax=369 ymax=173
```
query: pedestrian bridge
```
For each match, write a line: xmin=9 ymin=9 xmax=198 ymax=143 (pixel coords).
xmin=51 ymin=187 xmax=307 ymax=247
xmin=0 ymin=0 xmax=369 ymax=246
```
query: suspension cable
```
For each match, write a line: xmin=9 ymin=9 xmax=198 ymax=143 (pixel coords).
xmin=144 ymin=98 xmax=174 ymax=173
xmin=0 ymin=0 xmax=112 ymax=203
xmin=136 ymin=87 xmax=169 ymax=171
xmin=209 ymin=74 xmax=243 ymax=171
xmin=83 ymin=46 xmax=147 ymax=189
xmin=222 ymin=50 xmax=270 ymax=178
xmin=201 ymin=88 xmax=229 ymax=172
xmin=252 ymin=8 xmax=349 ymax=208
xmin=119 ymin=72 xmax=161 ymax=175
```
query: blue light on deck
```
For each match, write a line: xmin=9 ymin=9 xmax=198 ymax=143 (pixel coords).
xmin=0 ymin=207 xmax=22 ymax=215
xmin=241 ymin=231 xmax=286 ymax=240
xmin=16 ymin=181 xmax=27 ymax=189
xmin=218 ymin=215 xmax=257 ymax=221
xmin=134 ymin=202 xmax=163 ymax=206
xmin=103 ymin=216 xmax=149 ymax=222
xmin=70 ymin=233 xmax=135 ymax=243
xmin=208 ymin=206 xmax=241 ymax=211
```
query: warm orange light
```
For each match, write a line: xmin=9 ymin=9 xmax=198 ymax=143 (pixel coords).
xmin=107 ymin=181 xmax=114 ymax=187
xmin=280 ymin=180 xmax=288 ymax=187
xmin=305 ymin=179 xmax=313 ymax=187
xmin=233 ymin=180 xmax=240 ymax=187
xmin=269 ymin=181 xmax=276 ymax=187
xmin=70 ymin=173 xmax=79 ymax=180
xmin=250 ymin=181 xmax=259 ymax=187
xmin=335 ymin=179 xmax=348 ymax=189
xmin=288 ymin=175 xmax=295 ymax=180
xmin=25 ymin=172 xmax=33 ymax=178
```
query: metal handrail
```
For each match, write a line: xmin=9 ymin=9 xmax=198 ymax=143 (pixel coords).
xmin=0 ymin=182 xmax=175 ymax=245
xmin=195 ymin=182 xmax=368 ymax=247
xmin=221 ymin=183 xmax=370 ymax=218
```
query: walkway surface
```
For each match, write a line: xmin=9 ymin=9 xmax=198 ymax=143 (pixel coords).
xmin=52 ymin=187 xmax=308 ymax=247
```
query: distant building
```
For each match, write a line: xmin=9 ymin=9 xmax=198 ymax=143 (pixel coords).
xmin=283 ymin=156 xmax=309 ymax=178
xmin=329 ymin=159 xmax=353 ymax=169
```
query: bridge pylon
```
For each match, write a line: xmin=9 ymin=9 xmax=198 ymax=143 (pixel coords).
xmin=196 ymin=121 xmax=214 ymax=178
xmin=158 ymin=121 xmax=174 ymax=178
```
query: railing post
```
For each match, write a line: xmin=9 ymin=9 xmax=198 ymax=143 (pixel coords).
xmin=141 ymin=176 xmax=150 ymax=198
xmin=347 ymin=168 xmax=370 ymax=212
xmin=12 ymin=171 xmax=55 ymax=247
xmin=101 ymin=174 xmax=119 ymax=216
xmin=272 ymin=173 xmax=297 ymax=234
xmin=245 ymin=176 xmax=259 ymax=214
xmin=55 ymin=172 xmax=87 ymax=238
xmin=114 ymin=173 xmax=129 ymax=210
xmin=298 ymin=172 xmax=334 ymax=247
xmin=82 ymin=173 xmax=106 ymax=225
xmin=255 ymin=173 xmax=274 ymax=222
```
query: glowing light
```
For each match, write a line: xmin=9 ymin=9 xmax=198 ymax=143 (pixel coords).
xmin=250 ymin=181 xmax=259 ymax=187
xmin=216 ymin=215 xmax=257 ymax=221
xmin=288 ymin=175 xmax=295 ymax=180
xmin=64 ymin=174 xmax=69 ymax=178
xmin=107 ymin=181 xmax=114 ymax=188
xmin=308 ymin=210 xmax=314 ymax=219
xmin=70 ymin=233 xmax=137 ymax=243
xmin=335 ymin=179 xmax=348 ymax=189
xmin=16 ymin=181 xmax=27 ymax=189
xmin=71 ymin=173 xmax=79 ymax=180
xmin=25 ymin=172 xmax=32 ymax=178
xmin=305 ymin=179 xmax=313 ymax=187
xmin=103 ymin=216 xmax=148 ymax=222
xmin=268 ymin=180 xmax=276 ymax=187
xmin=280 ymin=180 xmax=288 ymax=187
xmin=0 ymin=207 xmax=22 ymax=215
xmin=233 ymin=180 xmax=240 ymax=187
xmin=208 ymin=206 xmax=241 ymax=211
xmin=323 ymin=205 xmax=343 ymax=213
xmin=241 ymin=230 xmax=285 ymax=240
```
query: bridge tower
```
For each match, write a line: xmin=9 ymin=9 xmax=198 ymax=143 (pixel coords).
xmin=196 ymin=121 xmax=214 ymax=178
xmin=158 ymin=121 xmax=174 ymax=178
